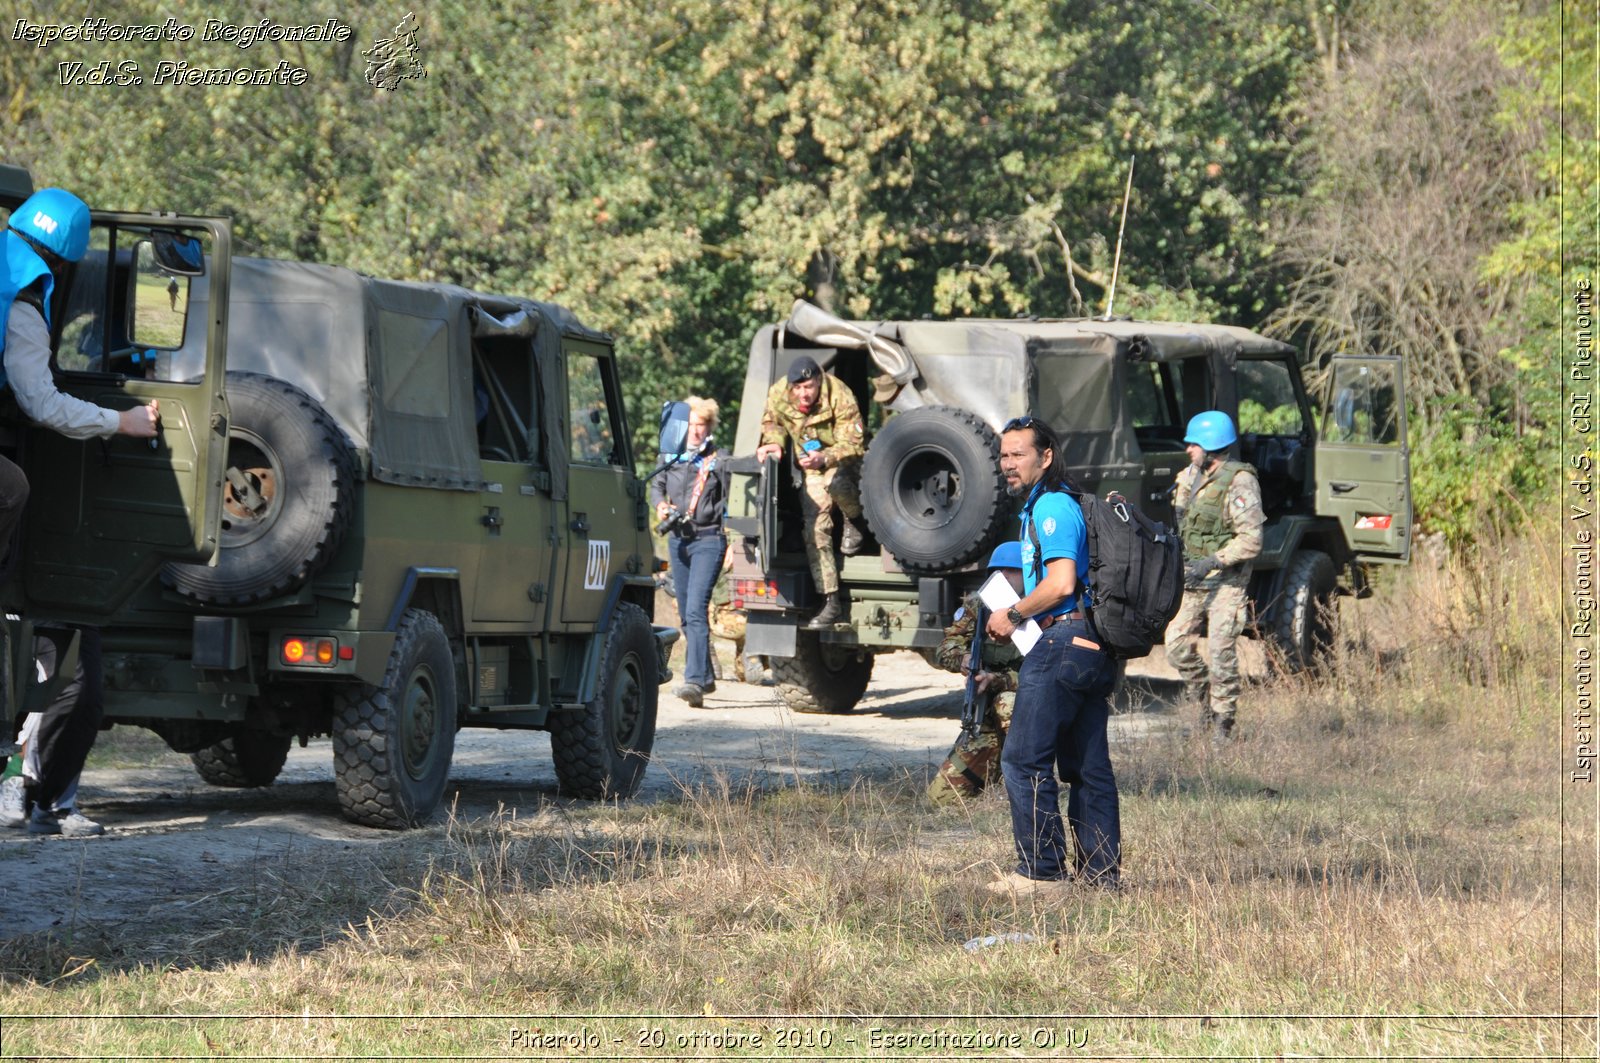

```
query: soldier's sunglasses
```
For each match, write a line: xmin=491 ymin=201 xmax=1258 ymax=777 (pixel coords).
xmin=1002 ymin=416 xmax=1041 ymax=433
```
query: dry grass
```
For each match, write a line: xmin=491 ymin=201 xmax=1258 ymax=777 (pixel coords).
xmin=0 ymin=522 xmax=1584 ymax=1059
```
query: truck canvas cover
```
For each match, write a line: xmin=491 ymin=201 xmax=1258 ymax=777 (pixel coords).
xmin=174 ymin=257 xmax=608 ymax=498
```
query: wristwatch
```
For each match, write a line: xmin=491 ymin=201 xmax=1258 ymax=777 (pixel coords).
xmin=1006 ymin=606 xmax=1026 ymax=626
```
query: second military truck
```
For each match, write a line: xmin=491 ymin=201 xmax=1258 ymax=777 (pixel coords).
xmin=726 ymin=301 xmax=1412 ymax=714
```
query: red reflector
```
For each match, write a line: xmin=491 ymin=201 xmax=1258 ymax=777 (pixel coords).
xmin=282 ymin=638 xmax=306 ymax=664
xmin=338 ymin=645 xmax=354 ymax=661
xmin=731 ymin=598 xmax=744 ymax=610
xmin=1354 ymin=515 xmax=1393 ymax=530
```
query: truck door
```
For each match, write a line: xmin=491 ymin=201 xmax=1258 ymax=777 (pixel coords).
xmin=560 ymin=342 xmax=638 ymax=623
xmin=470 ymin=337 xmax=554 ymax=623
xmin=1316 ymin=355 xmax=1412 ymax=562
xmin=13 ymin=213 xmax=230 ymax=618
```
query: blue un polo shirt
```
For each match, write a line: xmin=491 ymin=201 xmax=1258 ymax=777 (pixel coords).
xmin=1019 ymin=485 xmax=1087 ymax=618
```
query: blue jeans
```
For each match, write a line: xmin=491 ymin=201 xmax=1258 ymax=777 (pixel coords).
xmin=670 ymin=532 xmax=724 ymax=688
xmin=999 ymin=618 xmax=1121 ymax=883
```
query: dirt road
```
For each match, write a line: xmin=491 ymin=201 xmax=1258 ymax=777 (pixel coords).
xmin=0 ymin=651 xmax=1187 ymax=943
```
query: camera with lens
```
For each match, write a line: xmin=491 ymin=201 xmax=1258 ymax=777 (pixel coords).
xmin=655 ymin=505 xmax=690 ymax=537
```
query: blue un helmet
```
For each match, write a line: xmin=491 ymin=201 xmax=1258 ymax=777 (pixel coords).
xmin=8 ymin=188 xmax=91 ymax=263
xmin=1184 ymin=410 xmax=1238 ymax=453
xmin=987 ymin=540 xmax=1023 ymax=570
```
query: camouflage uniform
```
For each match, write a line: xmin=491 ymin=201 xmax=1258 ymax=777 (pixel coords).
xmin=928 ymin=594 xmax=1024 ymax=804
xmin=1166 ymin=460 xmax=1265 ymax=724
xmin=759 ymin=374 xmax=865 ymax=596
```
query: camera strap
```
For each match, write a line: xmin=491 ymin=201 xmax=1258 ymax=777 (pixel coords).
xmin=683 ymin=455 xmax=716 ymax=526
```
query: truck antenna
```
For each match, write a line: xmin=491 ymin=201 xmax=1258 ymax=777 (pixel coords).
xmin=1102 ymin=155 xmax=1135 ymax=320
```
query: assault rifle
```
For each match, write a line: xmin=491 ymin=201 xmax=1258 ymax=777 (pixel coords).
xmin=960 ymin=605 xmax=989 ymax=739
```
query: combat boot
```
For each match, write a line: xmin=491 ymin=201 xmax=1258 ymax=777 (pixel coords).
xmin=807 ymin=592 xmax=849 ymax=628
xmin=839 ymin=517 xmax=866 ymax=557
xmin=1210 ymin=714 xmax=1236 ymax=748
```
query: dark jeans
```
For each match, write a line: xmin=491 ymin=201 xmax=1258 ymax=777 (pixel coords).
xmin=999 ymin=618 xmax=1121 ymax=883
xmin=25 ymin=626 xmax=103 ymax=814
xmin=670 ymin=532 xmax=724 ymax=688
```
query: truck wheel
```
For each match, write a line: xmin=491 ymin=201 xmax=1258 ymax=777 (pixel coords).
xmin=1269 ymin=549 xmax=1337 ymax=673
xmin=550 ymin=603 xmax=658 ymax=799
xmin=162 ymin=371 xmax=356 ymax=606
xmin=771 ymin=631 xmax=874 ymax=714
xmin=332 ymin=609 xmax=457 ymax=828
xmin=191 ymin=730 xmax=293 ymax=788
xmin=861 ymin=406 xmax=1008 ymax=572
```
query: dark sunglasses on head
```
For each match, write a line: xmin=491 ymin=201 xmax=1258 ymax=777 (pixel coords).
xmin=1002 ymin=416 xmax=1040 ymax=433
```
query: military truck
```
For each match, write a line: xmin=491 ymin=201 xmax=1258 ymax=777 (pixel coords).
xmin=1 ymin=166 xmax=674 ymax=828
xmin=726 ymin=301 xmax=1411 ymax=714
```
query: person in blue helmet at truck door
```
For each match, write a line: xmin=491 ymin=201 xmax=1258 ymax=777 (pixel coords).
xmin=0 ymin=187 xmax=160 ymax=837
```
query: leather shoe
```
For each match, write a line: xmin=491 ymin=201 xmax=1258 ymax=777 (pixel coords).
xmin=807 ymin=592 xmax=848 ymax=628
xmin=984 ymin=871 xmax=1073 ymax=898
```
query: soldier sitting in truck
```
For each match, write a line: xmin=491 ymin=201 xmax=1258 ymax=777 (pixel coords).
xmin=753 ymin=355 xmax=867 ymax=629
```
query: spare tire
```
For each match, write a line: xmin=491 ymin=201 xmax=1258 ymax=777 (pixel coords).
xmin=861 ymin=406 xmax=1008 ymax=572
xmin=162 ymin=371 xmax=356 ymax=606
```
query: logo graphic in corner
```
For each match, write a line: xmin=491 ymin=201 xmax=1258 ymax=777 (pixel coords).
xmin=364 ymin=12 xmax=428 ymax=91
xmin=584 ymin=540 xmax=611 ymax=590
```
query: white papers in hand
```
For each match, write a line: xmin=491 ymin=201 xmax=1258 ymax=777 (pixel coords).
xmin=978 ymin=570 xmax=1042 ymax=655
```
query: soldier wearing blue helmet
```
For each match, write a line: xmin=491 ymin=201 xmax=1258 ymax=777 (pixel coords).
xmin=0 ymin=187 xmax=160 ymax=838
xmin=927 ymin=540 xmax=1026 ymax=803
xmin=1167 ymin=410 xmax=1265 ymax=744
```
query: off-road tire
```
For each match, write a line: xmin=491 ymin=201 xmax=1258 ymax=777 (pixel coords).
xmin=191 ymin=730 xmax=293 ymax=788
xmin=771 ymin=630 xmax=874 ymax=714
xmin=549 ymin=603 xmax=658 ymax=799
xmin=162 ymin=371 xmax=356 ymax=606
xmin=1269 ymin=549 xmax=1337 ymax=673
xmin=332 ymin=609 xmax=457 ymax=829
xmin=861 ymin=406 xmax=1008 ymax=572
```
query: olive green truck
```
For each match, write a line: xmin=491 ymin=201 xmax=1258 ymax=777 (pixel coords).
xmin=0 ymin=165 xmax=673 ymax=828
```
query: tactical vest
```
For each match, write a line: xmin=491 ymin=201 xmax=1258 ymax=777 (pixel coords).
xmin=1180 ymin=461 xmax=1255 ymax=558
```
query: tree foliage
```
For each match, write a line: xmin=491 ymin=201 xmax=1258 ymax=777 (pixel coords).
xmin=0 ymin=0 xmax=1570 ymax=537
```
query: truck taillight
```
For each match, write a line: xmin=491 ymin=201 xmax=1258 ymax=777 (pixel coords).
xmin=1354 ymin=515 xmax=1393 ymax=530
xmin=735 ymin=578 xmax=780 ymax=598
xmin=281 ymin=636 xmax=339 ymax=668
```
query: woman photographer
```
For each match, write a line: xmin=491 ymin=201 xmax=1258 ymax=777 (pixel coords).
xmin=650 ymin=396 xmax=730 ymax=707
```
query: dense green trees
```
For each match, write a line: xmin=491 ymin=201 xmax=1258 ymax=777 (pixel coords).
xmin=3 ymin=1 xmax=1578 ymax=540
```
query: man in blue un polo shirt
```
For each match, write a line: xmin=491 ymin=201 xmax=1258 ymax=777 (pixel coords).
xmin=984 ymin=417 xmax=1121 ymax=893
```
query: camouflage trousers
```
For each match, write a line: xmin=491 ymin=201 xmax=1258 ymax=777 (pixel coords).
xmin=1165 ymin=569 xmax=1251 ymax=720
xmin=708 ymin=598 xmax=752 ymax=680
xmin=927 ymin=691 xmax=1015 ymax=804
xmin=799 ymin=461 xmax=863 ymax=596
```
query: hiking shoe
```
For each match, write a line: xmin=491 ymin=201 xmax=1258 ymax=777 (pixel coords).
xmin=27 ymin=807 xmax=104 ymax=837
xmin=983 ymin=870 xmax=1074 ymax=898
xmin=0 ymin=776 xmax=24 ymax=828
xmin=56 ymin=810 xmax=104 ymax=837
xmin=839 ymin=518 xmax=866 ymax=556
xmin=674 ymin=683 xmax=705 ymax=708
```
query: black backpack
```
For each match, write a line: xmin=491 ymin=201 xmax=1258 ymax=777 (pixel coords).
xmin=1027 ymin=487 xmax=1185 ymax=659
